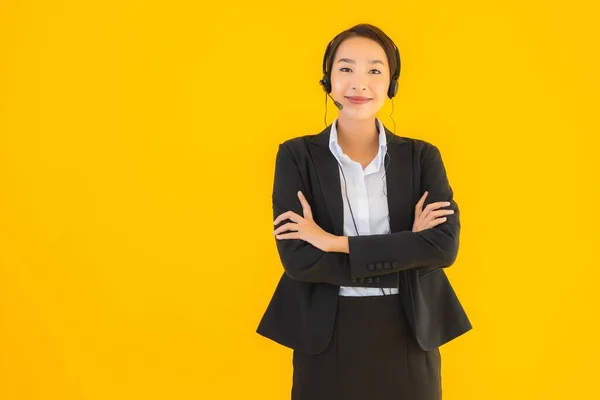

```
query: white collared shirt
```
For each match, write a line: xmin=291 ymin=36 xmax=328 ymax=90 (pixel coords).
xmin=329 ymin=118 xmax=400 ymax=296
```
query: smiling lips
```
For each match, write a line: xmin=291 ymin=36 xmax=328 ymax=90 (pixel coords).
xmin=345 ymin=96 xmax=372 ymax=104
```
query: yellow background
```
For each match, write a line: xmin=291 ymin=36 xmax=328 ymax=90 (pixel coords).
xmin=1 ymin=0 xmax=598 ymax=399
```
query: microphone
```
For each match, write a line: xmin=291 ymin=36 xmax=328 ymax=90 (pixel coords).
xmin=327 ymin=93 xmax=343 ymax=110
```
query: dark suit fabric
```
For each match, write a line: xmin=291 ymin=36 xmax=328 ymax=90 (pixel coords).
xmin=256 ymin=124 xmax=472 ymax=355
xmin=292 ymin=294 xmax=442 ymax=400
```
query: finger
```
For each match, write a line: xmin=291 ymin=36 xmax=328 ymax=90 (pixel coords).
xmin=424 ymin=201 xmax=451 ymax=211
xmin=273 ymin=211 xmax=288 ymax=225
xmin=297 ymin=191 xmax=313 ymax=221
xmin=273 ymin=212 xmax=287 ymax=226
xmin=273 ymin=222 xmax=299 ymax=236
xmin=428 ymin=217 xmax=448 ymax=228
xmin=429 ymin=209 xmax=455 ymax=218
xmin=423 ymin=201 xmax=451 ymax=215
xmin=414 ymin=191 xmax=427 ymax=218
xmin=415 ymin=191 xmax=428 ymax=211
xmin=275 ymin=232 xmax=300 ymax=240
xmin=273 ymin=210 xmax=302 ymax=225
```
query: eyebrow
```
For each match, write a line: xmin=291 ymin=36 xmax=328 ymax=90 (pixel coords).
xmin=336 ymin=58 xmax=385 ymax=65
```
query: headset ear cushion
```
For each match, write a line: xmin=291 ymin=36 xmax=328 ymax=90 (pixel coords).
xmin=320 ymin=75 xmax=331 ymax=93
xmin=388 ymin=79 xmax=398 ymax=99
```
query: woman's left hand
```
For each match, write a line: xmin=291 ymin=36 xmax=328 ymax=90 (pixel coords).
xmin=273 ymin=191 xmax=337 ymax=252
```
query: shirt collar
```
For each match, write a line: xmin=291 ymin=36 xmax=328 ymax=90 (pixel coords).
xmin=329 ymin=117 xmax=387 ymax=169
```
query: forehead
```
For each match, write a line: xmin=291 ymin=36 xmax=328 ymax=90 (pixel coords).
xmin=333 ymin=37 xmax=387 ymax=63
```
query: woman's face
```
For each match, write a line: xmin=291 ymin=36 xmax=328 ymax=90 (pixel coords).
xmin=329 ymin=36 xmax=391 ymax=120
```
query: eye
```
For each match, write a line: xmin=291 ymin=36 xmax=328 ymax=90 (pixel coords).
xmin=338 ymin=67 xmax=382 ymax=74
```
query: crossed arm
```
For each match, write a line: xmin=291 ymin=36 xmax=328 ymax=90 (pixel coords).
xmin=271 ymin=142 xmax=460 ymax=285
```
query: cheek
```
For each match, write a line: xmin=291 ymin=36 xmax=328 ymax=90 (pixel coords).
xmin=374 ymin=79 xmax=390 ymax=95
xmin=331 ymin=77 xmax=347 ymax=93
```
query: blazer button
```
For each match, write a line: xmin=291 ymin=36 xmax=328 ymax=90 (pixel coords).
xmin=367 ymin=263 xmax=375 ymax=271
xmin=392 ymin=261 xmax=400 ymax=268
xmin=366 ymin=277 xmax=373 ymax=284
xmin=375 ymin=277 xmax=381 ymax=283
xmin=351 ymin=277 xmax=357 ymax=283
xmin=358 ymin=277 xmax=364 ymax=283
xmin=376 ymin=263 xmax=383 ymax=270
xmin=384 ymin=262 xmax=391 ymax=269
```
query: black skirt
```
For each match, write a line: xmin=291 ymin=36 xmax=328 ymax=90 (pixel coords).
xmin=292 ymin=293 xmax=442 ymax=400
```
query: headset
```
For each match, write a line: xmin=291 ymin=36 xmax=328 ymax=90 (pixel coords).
xmin=318 ymin=34 xmax=401 ymax=100
xmin=318 ymin=33 xmax=401 ymax=296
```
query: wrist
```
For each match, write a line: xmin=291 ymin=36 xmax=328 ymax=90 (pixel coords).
xmin=329 ymin=235 xmax=349 ymax=253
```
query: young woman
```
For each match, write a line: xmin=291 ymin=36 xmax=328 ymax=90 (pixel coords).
xmin=256 ymin=23 xmax=472 ymax=399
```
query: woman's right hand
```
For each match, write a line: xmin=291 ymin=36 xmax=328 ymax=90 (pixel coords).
xmin=412 ymin=191 xmax=455 ymax=233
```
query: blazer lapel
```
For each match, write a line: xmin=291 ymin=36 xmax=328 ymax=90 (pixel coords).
xmin=309 ymin=124 xmax=413 ymax=237
xmin=310 ymin=125 xmax=345 ymax=236
xmin=383 ymin=127 xmax=414 ymax=233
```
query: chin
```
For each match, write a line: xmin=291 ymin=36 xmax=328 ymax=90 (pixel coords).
xmin=342 ymin=107 xmax=380 ymax=120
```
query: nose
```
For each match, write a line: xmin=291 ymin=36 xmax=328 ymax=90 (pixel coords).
xmin=350 ymin=76 xmax=368 ymax=91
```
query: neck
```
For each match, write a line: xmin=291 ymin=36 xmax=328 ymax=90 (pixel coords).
xmin=335 ymin=115 xmax=380 ymax=153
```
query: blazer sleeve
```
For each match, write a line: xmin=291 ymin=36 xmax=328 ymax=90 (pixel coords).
xmin=271 ymin=143 xmax=355 ymax=285
xmin=347 ymin=144 xmax=461 ymax=278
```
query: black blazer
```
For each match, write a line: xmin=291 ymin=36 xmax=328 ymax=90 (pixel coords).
xmin=256 ymin=124 xmax=472 ymax=355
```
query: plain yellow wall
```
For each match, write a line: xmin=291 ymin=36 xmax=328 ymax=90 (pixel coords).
xmin=1 ymin=0 xmax=599 ymax=399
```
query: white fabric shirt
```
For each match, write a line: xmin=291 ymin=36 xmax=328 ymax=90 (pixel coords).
xmin=329 ymin=118 xmax=400 ymax=296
